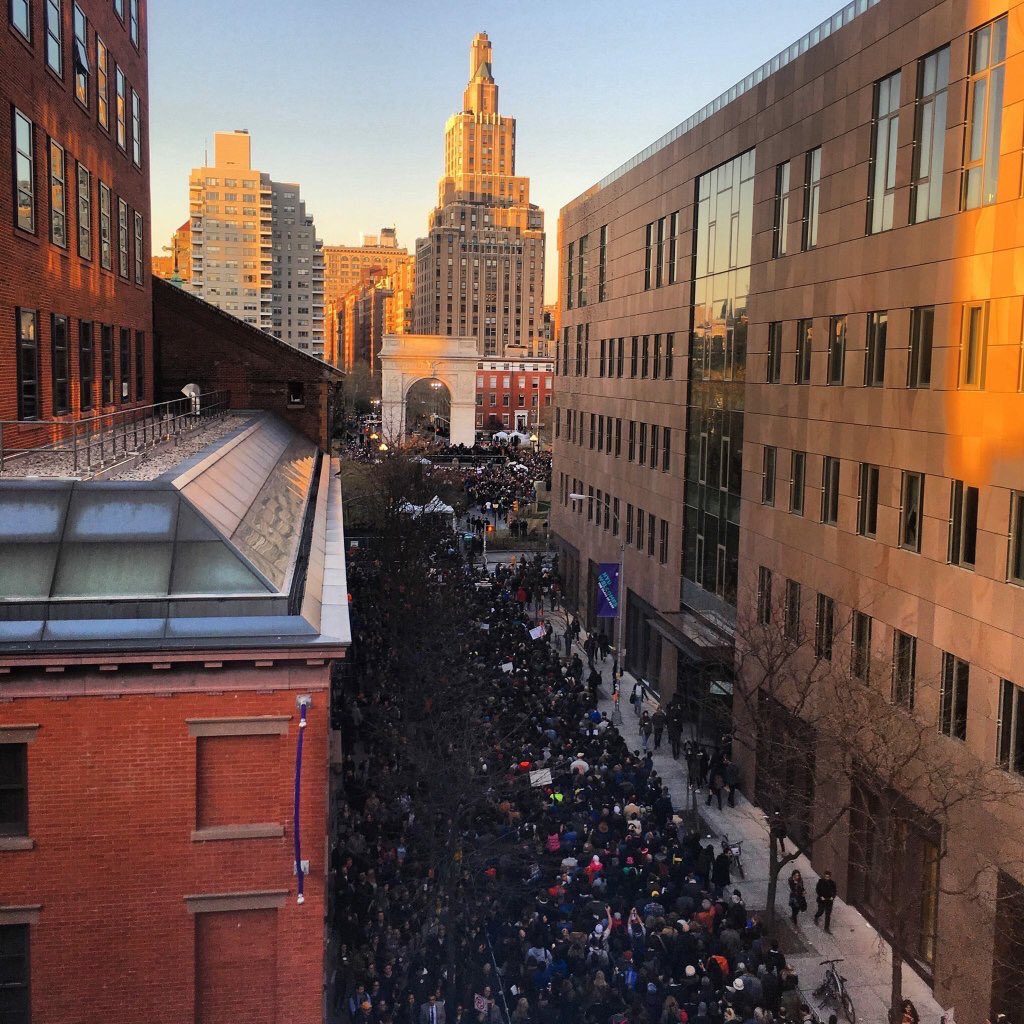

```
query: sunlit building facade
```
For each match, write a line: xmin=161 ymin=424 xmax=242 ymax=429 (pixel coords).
xmin=552 ymin=0 xmax=1024 ymax=1014
xmin=414 ymin=32 xmax=545 ymax=356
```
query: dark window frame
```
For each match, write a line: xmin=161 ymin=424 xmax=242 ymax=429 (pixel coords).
xmin=15 ymin=307 xmax=39 ymax=421
xmin=79 ymin=318 xmax=93 ymax=412
xmin=51 ymin=312 xmax=69 ymax=415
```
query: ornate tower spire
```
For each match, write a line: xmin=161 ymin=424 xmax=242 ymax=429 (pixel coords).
xmin=463 ymin=32 xmax=498 ymax=115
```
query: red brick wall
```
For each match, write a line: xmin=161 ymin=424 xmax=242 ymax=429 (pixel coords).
xmin=0 ymin=0 xmax=153 ymax=427
xmin=196 ymin=910 xmax=278 ymax=1024
xmin=153 ymin=278 xmax=342 ymax=450
xmin=196 ymin=734 xmax=281 ymax=828
xmin=0 ymin=671 xmax=328 ymax=1024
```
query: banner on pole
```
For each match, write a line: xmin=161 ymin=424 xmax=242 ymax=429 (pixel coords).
xmin=595 ymin=563 xmax=621 ymax=618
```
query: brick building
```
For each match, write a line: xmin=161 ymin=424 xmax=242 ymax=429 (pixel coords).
xmin=1 ymin=0 xmax=153 ymax=431
xmin=475 ymin=355 xmax=553 ymax=437
xmin=0 ymin=411 xmax=350 ymax=1024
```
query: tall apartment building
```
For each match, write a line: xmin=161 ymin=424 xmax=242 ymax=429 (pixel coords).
xmin=331 ymin=260 xmax=415 ymax=374
xmin=413 ymin=32 xmax=545 ymax=356
xmin=187 ymin=131 xmax=324 ymax=356
xmin=323 ymin=228 xmax=407 ymax=305
xmin=552 ymin=0 xmax=1024 ymax=1016
xmin=1 ymin=0 xmax=152 ymax=433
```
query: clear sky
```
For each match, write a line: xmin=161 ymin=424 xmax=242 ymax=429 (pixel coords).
xmin=150 ymin=0 xmax=844 ymax=301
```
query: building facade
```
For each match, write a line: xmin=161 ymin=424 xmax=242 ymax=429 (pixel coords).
xmin=1 ymin=0 xmax=152 ymax=430
xmin=552 ymin=0 xmax=1024 ymax=1016
xmin=187 ymin=131 xmax=324 ymax=356
xmin=153 ymin=218 xmax=191 ymax=282
xmin=475 ymin=357 xmax=553 ymax=436
xmin=413 ymin=32 xmax=546 ymax=356
xmin=323 ymin=229 xmax=407 ymax=306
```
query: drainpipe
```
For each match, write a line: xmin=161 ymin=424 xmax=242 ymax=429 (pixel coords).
xmin=294 ymin=695 xmax=311 ymax=905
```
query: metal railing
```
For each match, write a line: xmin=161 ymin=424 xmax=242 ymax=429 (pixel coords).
xmin=0 ymin=390 xmax=231 ymax=476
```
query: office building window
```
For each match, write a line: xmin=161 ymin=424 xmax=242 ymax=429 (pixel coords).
xmin=997 ymin=679 xmax=1024 ymax=775
xmin=630 ymin=336 xmax=638 ymax=377
xmin=767 ymin=322 xmax=782 ymax=383
xmin=1010 ymin=492 xmax=1024 ymax=584
xmin=648 ymin=516 xmax=656 ymax=557
xmin=589 ymin=414 xmax=595 ymax=450
xmin=653 ymin=334 xmax=661 ymax=380
xmin=79 ymin=319 xmax=93 ymax=412
xmin=668 ymin=211 xmax=678 ymax=285
xmin=802 ymin=147 xmax=821 ymax=249
xmin=614 ymin=417 xmax=621 ymax=457
xmin=131 ymin=89 xmax=141 ymax=166
xmin=868 ymin=71 xmax=901 ymax=233
xmin=77 ymin=164 xmax=91 ymax=259
xmin=795 ymin=319 xmax=812 ymax=383
xmin=827 ymin=315 xmax=846 ymax=385
xmin=908 ymin=306 xmax=934 ymax=388
xmin=135 ymin=330 xmax=145 ymax=400
xmin=900 ymin=471 xmax=925 ymax=552
xmin=0 ymin=925 xmax=30 ymax=1023
xmin=911 ymin=47 xmax=950 ymax=223
xmin=858 ymin=463 xmax=880 ymax=537
xmin=11 ymin=0 xmax=30 ymax=39
xmin=134 ymin=211 xmax=143 ymax=283
xmin=893 ymin=631 xmax=917 ymax=707
xmin=73 ymin=3 xmax=89 ymax=104
xmin=115 ymin=65 xmax=126 ymax=150
xmin=636 ymin=508 xmax=645 ymax=551
xmin=574 ymin=325 xmax=583 ymax=375
xmin=16 ymin=309 xmax=39 ymax=421
xmin=962 ymin=15 xmax=1007 ymax=209
xmin=960 ymin=302 xmax=988 ymax=389
xmin=119 ymin=326 xmax=130 ymax=402
xmin=815 ymin=593 xmax=835 ymax=661
xmin=97 ymin=36 xmax=109 ymax=129
xmin=641 ymin=335 xmax=650 ymax=378
xmin=851 ymin=611 xmax=872 ymax=681
xmin=790 ymin=451 xmax=806 ymax=515
xmin=612 ymin=497 xmax=620 ymax=536
xmin=773 ymin=161 xmax=790 ymax=257
xmin=597 ymin=224 xmax=607 ymax=301
xmin=948 ymin=479 xmax=979 ymax=569
xmin=762 ymin=445 xmax=777 ymax=505
xmin=51 ymin=313 xmax=69 ymax=415
xmin=626 ymin=504 xmax=633 ymax=544
xmin=649 ymin=424 xmax=659 ymax=469
xmin=45 ymin=0 xmax=62 ymax=74
xmin=784 ymin=579 xmax=801 ymax=642
xmin=659 ymin=519 xmax=669 ymax=564
xmin=627 ymin=420 xmax=635 ymax=462
xmin=101 ymin=324 xmax=113 ymax=404
xmin=49 ymin=139 xmax=66 ymax=247
xmin=757 ymin=566 xmax=772 ymax=625
xmin=664 ymin=333 xmax=674 ymax=378
xmin=939 ymin=653 xmax=970 ymax=741
xmin=821 ymin=456 xmax=840 ymax=526
xmin=99 ymin=182 xmax=112 ymax=270
xmin=865 ymin=311 xmax=887 ymax=387
xmin=638 ymin=422 xmax=647 ymax=465
xmin=117 ymin=197 xmax=128 ymax=277
xmin=617 ymin=336 xmax=625 ymax=377
xmin=14 ymin=110 xmax=35 ymax=233
xmin=577 ymin=232 xmax=588 ymax=307
xmin=662 ymin=427 xmax=670 ymax=472
xmin=566 ymin=241 xmax=573 ymax=309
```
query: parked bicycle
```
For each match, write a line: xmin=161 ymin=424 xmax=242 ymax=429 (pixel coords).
xmin=813 ymin=958 xmax=855 ymax=1023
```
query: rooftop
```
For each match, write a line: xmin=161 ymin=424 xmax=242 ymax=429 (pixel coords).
xmin=0 ymin=413 xmax=350 ymax=656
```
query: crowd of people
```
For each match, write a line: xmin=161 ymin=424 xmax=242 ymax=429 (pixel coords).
xmin=330 ymin=519 xmax=836 ymax=1024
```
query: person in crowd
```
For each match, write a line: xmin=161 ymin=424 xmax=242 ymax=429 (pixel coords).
xmin=788 ymin=870 xmax=807 ymax=927
xmin=813 ymin=870 xmax=837 ymax=932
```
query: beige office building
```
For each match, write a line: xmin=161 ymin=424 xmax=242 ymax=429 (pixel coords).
xmin=323 ymin=229 xmax=408 ymax=306
xmin=552 ymin=0 xmax=1024 ymax=1016
xmin=188 ymin=130 xmax=325 ymax=355
xmin=413 ymin=32 xmax=545 ymax=356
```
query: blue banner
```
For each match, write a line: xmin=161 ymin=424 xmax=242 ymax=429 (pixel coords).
xmin=595 ymin=563 xmax=620 ymax=618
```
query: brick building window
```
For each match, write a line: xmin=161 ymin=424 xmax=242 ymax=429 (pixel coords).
xmin=0 ymin=744 xmax=28 ymax=836
xmin=117 ymin=198 xmax=129 ymax=278
xmin=0 ymin=924 xmax=30 ymax=1021
xmin=51 ymin=314 xmax=69 ymax=415
xmin=962 ymin=15 xmax=1007 ymax=210
xmin=115 ymin=66 xmax=127 ymax=150
xmin=135 ymin=330 xmax=145 ymax=400
xmin=131 ymin=90 xmax=142 ymax=167
xmin=11 ymin=0 xmax=30 ymax=40
xmin=99 ymin=182 xmax=112 ymax=269
xmin=45 ymin=0 xmax=62 ymax=75
xmin=49 ymin=140 xmax=66 ymax=247
xmin=134 ymin=212 xmax=144 ymax=283
xmin=119 ymin=327 xmax=130 ymax=402
xmin=13 ymin=110 xmax=35 ymax=233
xmin=16 ymin=309 xmax=39 ymax=421
xmin=129 ymin=0 xmax=139 ymax=46
xmin=97 ymin=37 xmax=109 ymax=129
xmin=79 ymin=320 xmax=94 ymax=412
xmin=77 ymin=164 xmax=91 ymax=259
xmin=73 ymin=3 xmax=89 ymax=105
xmin=101 ymin=324 xmax=114 ymax=404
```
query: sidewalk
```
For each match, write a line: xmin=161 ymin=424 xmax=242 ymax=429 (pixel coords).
xmin=549 ymin=614 xmax=944 ymax=1024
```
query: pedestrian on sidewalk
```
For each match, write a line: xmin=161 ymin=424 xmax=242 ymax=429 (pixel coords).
xmin=696 ymin=745 xmax=709 ymax=787
xmin=639 ymin=711 xmax=653 ymax=752
xmin=712 ymin=844 xmax=731 ymax=898
xmin=598 ymin=632 xmax=610 ymax=663
xmin=706 ymin=767 xmax=725 ymax=810
xmin=770 ymin=809 xmax=788 ymax=857
xmin=683 ymin=741 xmax=698 ymax=785
xmin=652 ymin=706 xmax=666 ymax=750
xmin=788 ymin=869 xmax=807 ymax=926
xmin=630 ymin=681 xmax=643 ymax=717
xmin=667 ymin=714 xmax=681 ymax=759
xmin=723 ymin=756 xmax=739 ymax=807
xmin=611 ymin=683 xmax=622 ymax=723
xmin=813 ymin=870 xmax=837 ymax=932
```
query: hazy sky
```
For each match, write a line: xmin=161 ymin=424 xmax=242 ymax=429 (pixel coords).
xmin=150 ymin=0 xmax=843 ymax=301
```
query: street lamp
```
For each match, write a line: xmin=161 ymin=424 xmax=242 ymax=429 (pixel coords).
xmin=568 ymin=492 xmax=626 ymax=684
xmin=529 ymin=432 xmax=539 ymax=452
xmin=379 ymin=442 xmax=389 ymax=453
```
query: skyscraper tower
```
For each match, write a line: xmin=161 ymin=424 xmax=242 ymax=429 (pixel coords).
xmin=414 ymin=32 xmax=545 ymax=355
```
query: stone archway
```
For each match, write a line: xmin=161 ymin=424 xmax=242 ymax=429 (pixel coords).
xmin=379 ymin=334 xmax=479 ymax=446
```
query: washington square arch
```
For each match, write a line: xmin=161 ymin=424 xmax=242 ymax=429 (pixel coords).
xmin=379 ymin=334 xmax=480 ymax=446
